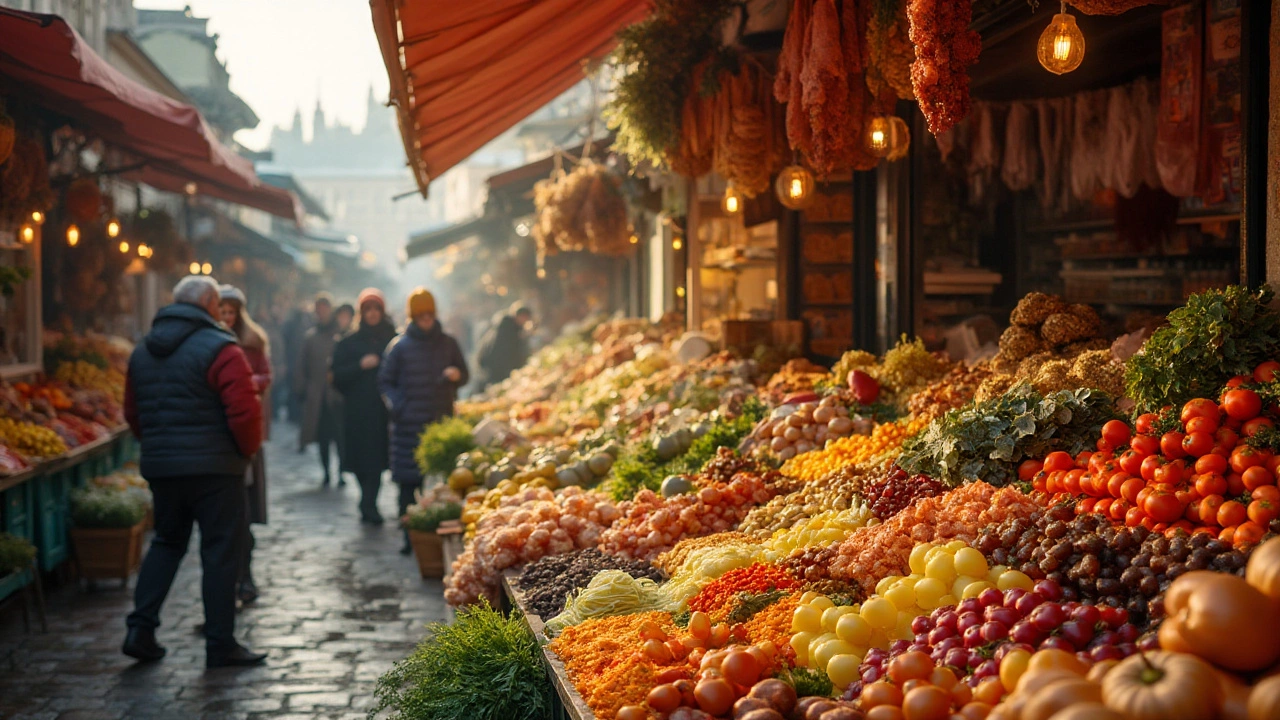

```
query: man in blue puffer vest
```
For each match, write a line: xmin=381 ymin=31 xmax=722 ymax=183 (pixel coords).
xmin=121 ymin=275 xmax=267 ymax=668
xmin=379 ymin=287 xmax=468 ymax=554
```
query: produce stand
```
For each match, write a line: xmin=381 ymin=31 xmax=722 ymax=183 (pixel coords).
xmin=501 ymin=572 xmax=597 ymax=720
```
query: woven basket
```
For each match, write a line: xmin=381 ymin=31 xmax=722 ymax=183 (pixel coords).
xmin=70 ymin=522 xmax=144 ymax=582
xmin=408 ymin=529 xmax=445 ymax=579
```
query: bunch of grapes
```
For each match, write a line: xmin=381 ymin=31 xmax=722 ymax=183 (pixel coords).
xmin=861 ymin=465 xmax=947 ymax=520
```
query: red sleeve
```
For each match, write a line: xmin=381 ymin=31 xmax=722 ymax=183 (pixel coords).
xmin=124 ymin=370 xmax=140 ymax=438
xmin=207 ymin=344 xmax=264 ymax=457
xmin=245 ymin=346 xmax=272 ymax=394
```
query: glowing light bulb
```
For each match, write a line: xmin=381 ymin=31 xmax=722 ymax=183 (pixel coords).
xmin=66 ymin=224 xmax=80 ymax=247
xmin=107 ymin=218 xmax=121 ymax=238
xmin=138 ymin=244 xmax=151 ymax=258
xmin=31 ymin=210 xmax=44 ymax=225
xmin=721 ymin=184 xmax=742 ymax=215
xmin=119 ymin=241 xmax=130 ymax=254
xmin=189 ymin=262 xmax=201 ymax=274
xmin=184 ymin=182 xmax=198 ymax=196
xmin=201 ymin=262 xmax=212 ymax=275
xmin=629 ymin=234 xmax=639 ymax=244
xmin=672 ymin=238 xmax=683 ymax=251
xmin=675 ymin=286 xmax=686 ymax=298
xmin=775 ymin=164 xmax=815 ymax=210
xmin=1038 ymin=4 xmax=1085 ymax=75
xmin=19 ymin=224 xmax=34 ymax=244
xmin=789 ymin=178 xmax=803 ymax=199
xmin=536 ymin=267 xmax=546 ymax=279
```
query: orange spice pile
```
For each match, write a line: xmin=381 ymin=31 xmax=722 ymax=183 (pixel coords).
xmin=549 ymin=611 xmax=675 ymax=720
xmin=686 ymin=563 xmax=800 ymax=621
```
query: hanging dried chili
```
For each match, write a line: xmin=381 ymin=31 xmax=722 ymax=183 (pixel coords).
xmin=907 ymin=0 xmax=982 ymax=136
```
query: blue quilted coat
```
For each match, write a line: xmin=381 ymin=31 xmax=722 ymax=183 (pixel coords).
xmin=378 ymin=321 xmax=469 ymax=484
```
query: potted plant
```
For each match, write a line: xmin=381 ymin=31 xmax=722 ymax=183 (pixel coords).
xmin=0 ymin=532 xmax=36 ymax=577
xmin=69 ymin=486 xmax=147 ymax=584
xmin=401 ymin=488 xmax=462 ymax=579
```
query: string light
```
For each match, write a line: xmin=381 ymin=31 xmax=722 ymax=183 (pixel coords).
xmin=721 ymin=183 xmax=742 ymax=215
xmin=189 ymin=261 xmax=201 ymax=274
xmin=629 ymin=234 xmax=639 ymax=244
xmin=201 ymin=262 xmax=212 ymax=274
xmin=118 ymin=241 xmax=130 ymax=254
xmin=675 ymin=286 xmax=686 ymax=298
xmin=138 ymin=244 xmax=152 ymax=258
xmin=106 ymin=218 xmax=121 ymax=238
xmin=774 ymin=162 xmax=815 ymax=210
xmin=536 ymin=267 xmax=546 ymax=279
xmin=66 ymin=224 xmax=80 ymax=247
xmin=1038 ymin=2 xmax=1085 ymax=75
xmin=30 ymin=210 xmax=44 ymax=225
xmin=672 ymin=237 xmax=683 ymax=251
xmin=866 ymin=115 xmax=912 ymax=161
xmin=19 ymin=224 xmax=34 ymax=244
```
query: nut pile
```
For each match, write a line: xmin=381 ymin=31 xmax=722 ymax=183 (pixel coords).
xmin=517 ymin=548 xmax=664 ymax=619
xmin=738 ymin=464 xmax=877 ymax=539
xmin=746 ymin=395 xmax=865 ymax=462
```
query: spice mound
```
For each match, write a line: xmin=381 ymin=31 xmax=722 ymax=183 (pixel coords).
xmin=517 ymin=548 xmax=664 ymax=620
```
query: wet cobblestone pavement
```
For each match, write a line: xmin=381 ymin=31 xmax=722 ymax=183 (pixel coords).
xmin=0 ymin=427 xmax=446 ymax=719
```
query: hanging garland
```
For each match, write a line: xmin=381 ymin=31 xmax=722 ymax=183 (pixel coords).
xmin=711 ymin=59 xmax=790 ymax=198
xmin=533 ymin=160 xmax=631 ymax=258
xmin=907 ymin=0 xmax=983 ymax=136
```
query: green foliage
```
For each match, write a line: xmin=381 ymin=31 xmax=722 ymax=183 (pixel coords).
xmin=726 ymin=589 xmax=788 ymax=624
xmin=1247 ymin=425 xmax=1280 ymax=453
xmin=70 ymin=487 xmax=147 ymax=529
xmin=0 ymin=265 xmax=31 ymax=297
xmin=1126 ymin=285 xmax=1280 ymax=413
xmin=415 ymin=417 xmax=477 ymax=477
xmin=369 ymin=600 xmax=553 ymax=720
xmin=778 ymin=666 xmax=834 ymax=699
xmin=0 ymin=532 xmax=35 ymax=575
xmin=898 ymin=383 xmax=1121 ymax=488
xmin=606 ymin=0 xmax=740 ymax=166
xmin=402 ymin=502 xmax=462 ymax=533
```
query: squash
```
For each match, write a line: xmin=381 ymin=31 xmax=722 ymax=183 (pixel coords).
xmin=1021 ymin=677 xmax=1101 ymax=720
xmin=1161 ymin=570 xmax=1280 ymax=672
xmin=1246 ymin=536 xmax=1280 ymax=601
xmin=1045 ymin=703 xmax=1124 ymax=720
xmin=1101 ymin=651 xmax=1222 ymax=720
xmin=1248 ymin=675 xmax=1280 ymax=720
xmin=1218 ymin=670 xmax=1250 ymax=720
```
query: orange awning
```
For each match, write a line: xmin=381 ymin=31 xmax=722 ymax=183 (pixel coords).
xmin=0 ymin=8 xmax=302 ymax=222
xmin=370 ymin=0 xmax=650 ymax=196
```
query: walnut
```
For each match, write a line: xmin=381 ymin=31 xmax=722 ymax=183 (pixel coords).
xmin=1011 ymin=292 xmax=1068 ymax=327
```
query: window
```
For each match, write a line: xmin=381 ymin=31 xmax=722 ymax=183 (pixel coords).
xmin=0 ymin=225 xmax=41 ymax=376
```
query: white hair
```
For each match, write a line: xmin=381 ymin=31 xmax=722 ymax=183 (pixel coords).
xmin=173 ymin=275 xmax=220 ymax=307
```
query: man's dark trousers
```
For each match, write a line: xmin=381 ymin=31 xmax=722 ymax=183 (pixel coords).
xmin=126 ymin=474 xmax=244 ymax=652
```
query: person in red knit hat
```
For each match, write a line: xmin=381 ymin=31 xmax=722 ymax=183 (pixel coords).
xmin=331 ymin=288 xmax=398 ymax=524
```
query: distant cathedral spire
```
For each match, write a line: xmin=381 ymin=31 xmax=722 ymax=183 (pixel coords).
xmin=313 ymin=93 xmax=326 ymax=140
xmin=290 ymin=105 xmax=302 ymax=138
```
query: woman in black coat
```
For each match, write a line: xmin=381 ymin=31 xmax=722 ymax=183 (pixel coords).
xmin=331 ymin=289 xmax=398 ymax=525
xmin=378 ymin=288 xmax=468 ymax=553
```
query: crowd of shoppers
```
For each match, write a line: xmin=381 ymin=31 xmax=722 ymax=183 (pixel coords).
xmin=121 ymin=277 xmax=498 ymax=667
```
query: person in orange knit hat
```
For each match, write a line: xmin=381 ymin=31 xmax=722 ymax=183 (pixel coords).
xmin=377 ymin=287 xmax=469 ymax=553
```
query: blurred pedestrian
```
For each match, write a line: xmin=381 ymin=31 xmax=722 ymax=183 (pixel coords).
xmin=280 ymin=303 xmax=311 ymax=422
xmin=218 ymin=285 xmax=270 ymax=605
xmin=296 ymin=294 xmax=344 ymax=486
xmin=332 ymin=290 xmax=397 ymax=525
xmin=475 ymin=301 xmax=532 ymax=391
xmin=123 ymin=275 xmax=266 ymax=668
xmin=379 ymin=288 xmax=468 ymax=554
xmin=334 ymin=303 xmax=355 ymax=337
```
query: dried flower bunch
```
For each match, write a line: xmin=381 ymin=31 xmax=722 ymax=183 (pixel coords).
xmin=532 ymin=160 xmax=631 ymax=257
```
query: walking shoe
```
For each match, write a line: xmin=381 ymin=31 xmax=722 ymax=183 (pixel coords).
xmin=207 ymin=642 xmax=268 ymax=668
xmin=321 ymin=474 xmax=331 ymax=487
xmin=122 ymin=627 xmax=166 ymax=662
xmin=360 ymin=512 xmax=384 ymax=526
xmin=237 ymin=580 xmax=260 ymax=604
xmin=338 ymin=476 xmax=347 ymax=487
xmin=399 ymin=543 xmax=412 ymax=556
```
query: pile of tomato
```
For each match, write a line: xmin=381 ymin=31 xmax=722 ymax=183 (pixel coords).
xmin=1025 ymin=361 xmax=1280 ymax=545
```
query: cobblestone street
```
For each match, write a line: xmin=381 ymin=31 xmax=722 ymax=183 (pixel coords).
xmin=0 ymin=427 xmax=447 ymax=720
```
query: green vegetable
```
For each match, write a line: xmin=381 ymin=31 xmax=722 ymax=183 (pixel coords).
xmin=414 ymin=417 xmax=477 ymax=477
xmin=1247 ymin=424 xmax=1280 ymax=453
xmin=71 ymin=487 xmax=148 ymax=529
xmin=370 ymin=600 xmax=553 ymax=720
xmin=726 ymin=589 xmax=788 ymax=624
xmin=0 ymin=532 xmax=35 ymax=575
xmin=402 ymin=502 xmax=462 ymax=533
xmin=1126 ymin=285 xmax=1280 ymax=412
xmin=778 ymin=666 xmax=834 ymax=699
xmin=897 ymin=383 xmax=1121 ymax=487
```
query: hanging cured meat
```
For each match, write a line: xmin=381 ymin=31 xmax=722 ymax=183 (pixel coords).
xmin=1132 ymin=77 xmax=1163 ymax=192
xmin=841 ymin=0 xmax=879 ymax=172
xmin=907 ymin=0 xmax=982 ymax=136
xmin=967 ymin=102 xmax=1001 ymax=203
xmin=1001 ymin=101 xmax=1039 ymax=192
xmin=799 ymin=0 xmax=851 ymax=174
xmin=1070 ymin=89 xmax=1108 ymax=202
xmin=1154 ymin=3 xmax=1201 ymax=197
xmin=1037 ymin=97 xmax=1072 ymax=211
xmin=1069 ymin=0 xmax=1172 ymax=15
xmin=776 ymin=0 xmax=815 ymax=162
xmin=1100 ymin=85 xmax=1137 ymax=197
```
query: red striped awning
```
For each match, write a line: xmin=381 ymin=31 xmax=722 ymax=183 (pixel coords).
xmin=370 ymin=0 xmax=649 ymax=196
xmin=0 ymin=8 xmax=302 ymax=222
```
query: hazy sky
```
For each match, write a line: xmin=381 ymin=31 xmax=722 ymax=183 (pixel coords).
xmin=134 ymin=0 xmax=390 ymax=151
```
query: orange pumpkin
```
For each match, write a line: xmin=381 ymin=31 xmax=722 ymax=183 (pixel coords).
xmin=1021 ymin=677 xmax=1102 ymax=720
xmin=1162 ymin=571 xmax=1280 ymax=672
xmin=1101 ymin=651 xmax=1222 ymax=720
xmin=1044 ymin=703 xmax=1125 ymax=720
xmin=1218 ymin=670 xmax=1250 ymax=720
xmin=1246 ymin=536 xmax=1280 ymax=601
xmin=1248 ymin=675 xmax=1280 ymax=720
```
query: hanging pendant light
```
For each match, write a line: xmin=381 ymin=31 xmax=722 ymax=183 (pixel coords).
xmin=66 ymin=224 xmax=80 ymax=247
xmin=1038 ymin=2 xmax=1085 ymax=75
xmin=774 ymin=159 xmax=816 ymax=210
xmin=721 ymin=182 xmax=743 ymax=215
xmin=865 ymin=115 xmax=912 ymax=161
xmin=106 ymin=217 xmax=121 ymax=238
xmin=19 ymin=223 xmax=34 ymax=244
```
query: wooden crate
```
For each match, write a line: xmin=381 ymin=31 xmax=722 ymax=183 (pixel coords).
xmin=70 ymin=522 xmax=144 ymax=583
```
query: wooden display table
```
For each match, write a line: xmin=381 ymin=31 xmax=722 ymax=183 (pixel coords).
xmin=502 ymin=572 xmax=597 ymax=720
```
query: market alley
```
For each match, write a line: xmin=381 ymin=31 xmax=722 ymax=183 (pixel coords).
xmin=0 ymin=429 xmax=447 ymax=720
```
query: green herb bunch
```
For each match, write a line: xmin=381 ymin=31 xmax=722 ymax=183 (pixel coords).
xmin=606 ymin=0 xmax=740 ymax=166
xmin=777 ymin=666 xmax=834 ymax=699
xmin=71 ymin=486 xmax=147 ymax=529
xmin=726 ymin=589 xmax=787 ymax=624
xmin=897 ymin=383 xmax=1121 ymax=487
xmin=369 ymin=600 xmax=553 ymax=720
xmin=1126 ymin=285 xmax=1280 ymax=413
xmin=415 ymin=417 xmax=477 ymax=477
xmin=402 ymin=502 xmax=462 ymax=533
xmin=0 ymin=532 xmax=35 ymax=575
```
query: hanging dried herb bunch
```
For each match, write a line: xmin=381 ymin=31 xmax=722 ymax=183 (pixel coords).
xmin=607 ymin=0 xmax=740 ymax=167
xmin=0 ymin=129 xmax=53 ymax=226
xmin=866 ymin=0 xmax=915 ymax=100
xmin=533 ymin=160 xmax=631 ymax=257
xmin=907 ymin=0 xmax=983 ymax=136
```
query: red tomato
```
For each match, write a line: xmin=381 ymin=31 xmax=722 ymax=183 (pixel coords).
xmin=1244 ymin=417 xmax=1276 ymax=437
xmin=1236 ymin=521 xmax=1266 ymax=546
xmin=1227 ymin=375 xmax=1252 ymax=389
xmin=1214 ymin=427 xmax=1241 ymax=455
xmin=1094 ymin=498 xmax=1114 ymax=518
xmin=1248 ymin=499 xmax=1280 ymax=526
xmin=1125 ymin=506 xmax=1146 ymax=527
xmin=1144 ymin=491 xmax=1184 ymax=524
xmin=1220 ymin=526 xmax=1237 ymax=543
xmin=1119 ymin=450 xmax=1144 ymax=476
xmin=1161 ymin=432 xmax=1188 ymax=459
xmin=1184 ymin=499 xmax=1203 ymax=523
xmin=1110 ymin=499 xmax=1131 ymax=521
xmin=1195 ymin=453 xmax=1228 ymax=476
xmin=1017 ymin=459 xmax=1044 ymax=481
xmin=1181 ymin=431 xmax=1214 ymax=457
xmin=1231 ymin=446 xmax=1267 ymax=474
xmin=1076 ymin=498 xmax=1097 ymax=516
xmin=1043 ymin=451 xmax=1075 ymax=474
xmin=1255 ymin=360 xmax=1280 ymax=384
xmin=1063 ymin=469 xmax=1085 ymax=495
xmin=1101 ymin=420 xmax=1132 ymax=449
xmin=1121 ymin=477 xmax=1145 ymax=504
xmin=1131 ymin=434 xmax=1160 ymax=458
xmin=1242 ymin=465 xmax=1275 ymax=491
xmin=1153 ymin=460 xmax=1186 ymax=487
xmin=1223 ymin=389 xmax=1263 ymax=421
xmin=1032 ymin=472 xmax=1048 ymax=493
xmin=1075 ymin=451 xmax=1094 ymax=468
xmin=1228 ymin=472 xmax=1247 ymax=496
xmin=1136 ymin=486 xmax=1155 ymax=509
xmin=1089 ymin=451 xmax=1114 ymax=475
xmin=1106 ymin=472 xmax=1128 ymax=498
xmin=1253 ymin=486 xmax=1280 ymax=503
xmin=1135 ymin=413 xmax=1159 ymax=435
xmin=1185 ymin=415 xmax=1219 ymax=435
xmin=1182 ymin=398 xmax=1221 ymax=424
xmin=1140 ymin=455 xmax=1166 ymax=482
xmin=1218 ymin=500 xmax=1248 ymax=527
xmin=1194 ymin=473 xmax=1228 ymax=497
